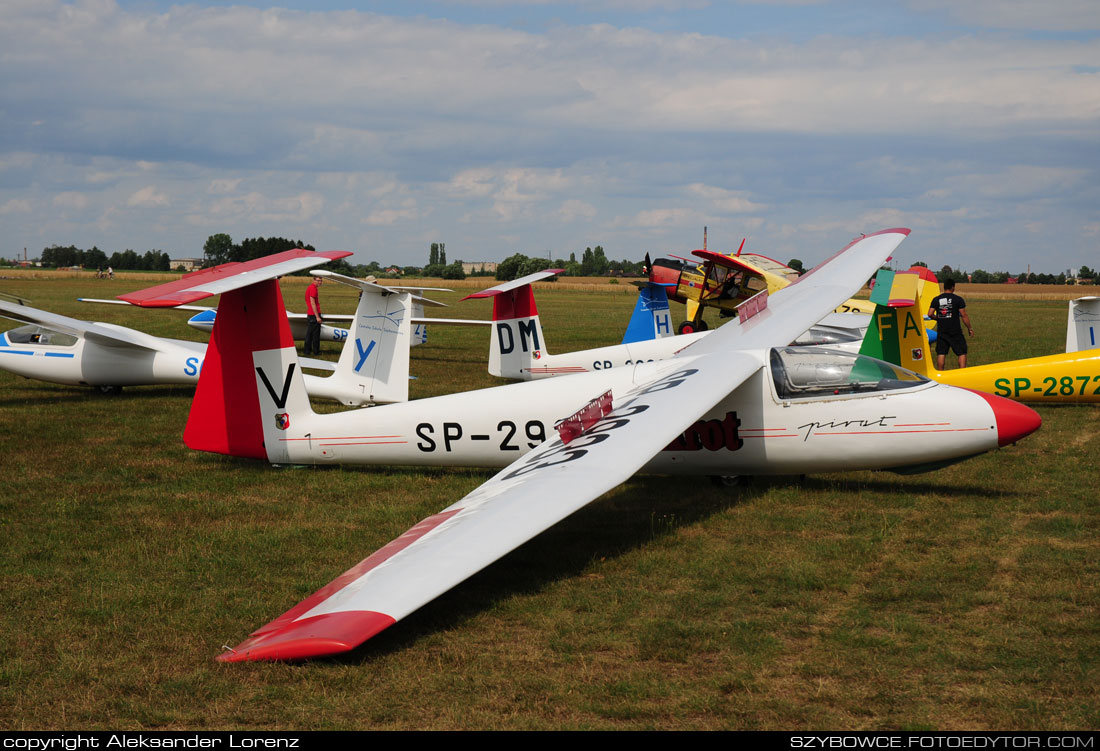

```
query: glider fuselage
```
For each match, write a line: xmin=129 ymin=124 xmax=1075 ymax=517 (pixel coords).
xmin=253 ymin=347 xmax=1022 ymax=476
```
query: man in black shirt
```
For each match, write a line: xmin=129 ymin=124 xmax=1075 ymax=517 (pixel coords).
xmin=928 ymin=279 xmax=974 ymax=369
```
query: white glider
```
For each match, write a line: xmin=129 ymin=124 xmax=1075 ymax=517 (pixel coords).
xmin=464 ymin=270 xmax=868 ymax=380
xmin=1 ymin=250 xmax=416 ymax=405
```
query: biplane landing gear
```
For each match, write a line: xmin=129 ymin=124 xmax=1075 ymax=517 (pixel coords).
xmin=678 ymin=319 xmax=708 ymax=335
xmin=96 ymin=385 xmax=123 ymax=395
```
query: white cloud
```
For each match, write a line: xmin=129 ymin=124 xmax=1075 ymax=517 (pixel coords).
xmin=53 ymin=192 xmax=88 ymax=210
xmin=128 ymin=185 xmax=170 ymax=207
xmin=206 ymin=179 xmax=242 ymax=195
xmin=0 ymin=2 xmax=1096 ymax=273
xmin=0 ymin=199 xmax=32 ymax=214
xmin=908 ymin=0 xmax=1100 ymax=32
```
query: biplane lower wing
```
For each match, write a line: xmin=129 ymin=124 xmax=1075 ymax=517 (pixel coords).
xmin=203 ymin=229 xmax=911 ymax=661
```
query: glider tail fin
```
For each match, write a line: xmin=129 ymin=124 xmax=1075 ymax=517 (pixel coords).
xmin=859 ymin=270 xmax=932 ymax=376
xmin=328 ymin=288 xmax=412 ymax=405
xmin=621 ymin=283 xmax=673 ymax=344
xmin=184 ymin=279 xmax=313 ymax=461
xmin=1067 ymin=297 xmax=1100 ymax=352
xmin=488 ymin=283 xmax=549 ymax=378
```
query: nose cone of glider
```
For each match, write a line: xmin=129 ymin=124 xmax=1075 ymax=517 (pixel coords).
xmin=971 ymin=390 xmax=1042 ymax=446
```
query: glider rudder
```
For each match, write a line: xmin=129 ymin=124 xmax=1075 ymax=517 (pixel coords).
xmin=183 ymin=279 xmax=295 ymax=460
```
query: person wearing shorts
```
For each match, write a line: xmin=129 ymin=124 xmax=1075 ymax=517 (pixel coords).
xmin=929 ymin=279 xmax=973 ymax=369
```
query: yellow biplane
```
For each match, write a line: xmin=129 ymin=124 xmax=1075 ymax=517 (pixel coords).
xmin=646 ymin=242 xmax=877 ymax=334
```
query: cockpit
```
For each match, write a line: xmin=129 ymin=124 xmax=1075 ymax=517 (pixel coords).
xmin=770 ymin=346 xmax=928 ymax=400
xmin=4 ymin=324 xmax=78 ymax=347
xmin=790 ymin=326 xmax=863 ymax=347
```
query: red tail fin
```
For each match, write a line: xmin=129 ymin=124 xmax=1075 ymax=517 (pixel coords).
xmin=184 ymin=280 xmax=294 ymax=459
xmin=491 ymin=285 xmax=538 ymax=321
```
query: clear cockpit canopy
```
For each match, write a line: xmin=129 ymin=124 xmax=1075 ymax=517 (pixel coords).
xmin=4 ymin=324 xmax=78 ymax=347
xmin=770 ymin=346 xmax=928 ymax=399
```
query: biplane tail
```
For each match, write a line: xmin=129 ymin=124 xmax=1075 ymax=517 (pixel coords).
xmin=1067 ymin=297 xmax=1100 ymax=352
xmin=118 ymin=249 xmax=350 ymax=462
xmin=463 ymin=269 xmax=562 ymax=379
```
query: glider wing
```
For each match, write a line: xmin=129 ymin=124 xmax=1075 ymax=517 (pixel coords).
xmin=219 ymin=229 xmax=910 ymax=661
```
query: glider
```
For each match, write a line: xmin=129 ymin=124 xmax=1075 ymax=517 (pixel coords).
xmin=464 ymin=270 xmax=868 ymax=381
xmin=125 ymin=230 xmax=1040 ymax=662
xmin=860 ymin=272 xmax=1100 ymax=403
xmin=1 ymin=250 xmax=416 ymax=406
xmin=646 ymin=244 xmax=878 ymax=334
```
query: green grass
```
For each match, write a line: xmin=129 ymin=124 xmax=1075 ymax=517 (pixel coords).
xmin=0 ymin=276 xmax=1097 ymax=729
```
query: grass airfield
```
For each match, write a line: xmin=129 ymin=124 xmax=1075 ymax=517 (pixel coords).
xmin=0 ymin=273 xmax=1097 ymax=730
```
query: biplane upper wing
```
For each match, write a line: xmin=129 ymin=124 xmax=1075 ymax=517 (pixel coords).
xmin=217 ymin=229 xmax=910 ymax=661
xmin=691 ymin=248 xmax=770 ymax=277
xmin=118 ymin=249 xmax=351 ymax=307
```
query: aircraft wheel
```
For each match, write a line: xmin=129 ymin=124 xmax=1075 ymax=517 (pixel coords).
xmin=697 ymin=320 xmax=709 ymax=331
xmin=96 ymin=385 xmax=123 ymax=395
xmin=678 ymin=321 xmax=695 ymax=335
xmin=711 ymin=475 xmax=746 ymax=487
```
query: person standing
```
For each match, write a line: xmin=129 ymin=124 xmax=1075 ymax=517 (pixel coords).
xmin=929 ymin=278 xmax=973 ymax=369
xmin=304 ymin=276 xmax=323 ymax=356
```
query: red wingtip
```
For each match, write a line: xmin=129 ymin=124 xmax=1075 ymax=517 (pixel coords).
xmin=217 ymin=611 xmax=397 ymax=662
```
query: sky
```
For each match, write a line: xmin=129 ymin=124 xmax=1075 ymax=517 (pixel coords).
xmin=2 ymin=0 xmax=1098 ymax=273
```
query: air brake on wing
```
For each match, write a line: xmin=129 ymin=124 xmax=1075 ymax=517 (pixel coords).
xmin=554 ymin=390 xmax=614 ymax=444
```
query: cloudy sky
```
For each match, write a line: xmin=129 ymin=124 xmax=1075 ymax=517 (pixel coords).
xmin=2 ymin=0 xmax=1097 ymax=273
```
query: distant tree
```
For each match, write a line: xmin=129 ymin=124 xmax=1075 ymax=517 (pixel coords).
xmin=429 ymin=243 xmax=439 ymax=266
xmin=203 ymin=233 xmax=234 ymax=267
xmin=787 ymin=258 xmax=805 ymax=275
xmin=422 ymin=263 xmax=445 ymax=277
xmin=142 ymin=249 xmax=171 ymax=271
xmin=496 ymin=253 xmax=528 ymax=281
xmin=1080 ymin=265 xmax=1097 ymax=281
xmin=108 ymin=249 xmax=140 ymax=270
xmin=562 ymin=260 xmax=583 ymax=277
xmin=440 ymin=261 xmax=465 ymax=280
xmin=85 ymin=246 xmax=108 ymax=270
xmin=236 ymin=237 xmax=314 ymax=263
xmin=520 ymin=256 xmax=554 ymax=277
xmin=911 ymin=261 xmax=928 ymax=268
xmin=439 ymin=243 xmax=446 ymax=266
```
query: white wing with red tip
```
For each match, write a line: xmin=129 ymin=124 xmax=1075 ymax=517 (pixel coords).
xmin=218 ymin=229 xmax=911 ymax=662
xmin=120 ymin=249 xmax=352 ymax=308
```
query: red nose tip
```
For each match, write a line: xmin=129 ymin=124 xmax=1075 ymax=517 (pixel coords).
xmin=971 ymin=390 xmax=1042 ymax=446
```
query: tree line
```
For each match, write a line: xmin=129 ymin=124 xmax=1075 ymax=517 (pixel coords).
xmin=35 ymin=244 xmax=172 ymax=272
xmin=931 ymin=263 xmax=1097 ymax=285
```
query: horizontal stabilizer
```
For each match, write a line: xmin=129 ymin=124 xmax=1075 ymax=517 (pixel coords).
xmin=461 ymin=269 xmax=564 ymax=301
xmin=119 ymin=249 xmax=351 ymax=307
